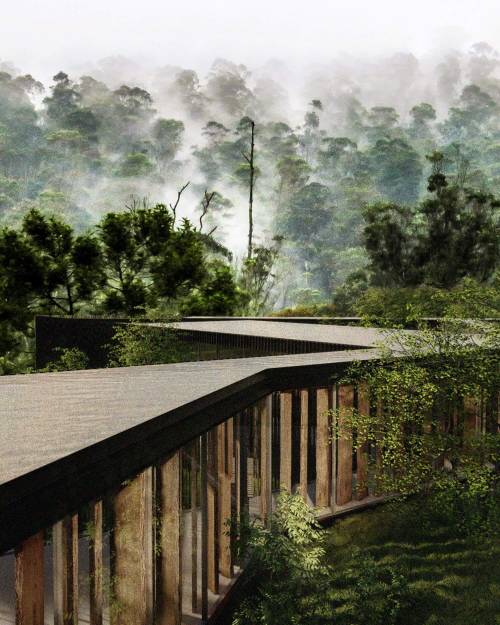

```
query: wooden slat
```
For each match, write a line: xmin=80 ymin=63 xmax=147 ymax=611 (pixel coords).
xmin=238 ymin=412 xmax=249 ymax=519
xmin=53 ymin=514 xmax=78 ymax=625
xmin=279 ymin=392 xmax=293 ymax=491
xmin=357 ymin=385 xmax=370 ymax=500
xmin=112 ymin=469 xmax=153 ymax=625
xmin=316 ymin=388 xmax=331 ymax=508
xmin=331 ymin=386 xmax=337 ymax=507
xmin=260 ymin=397 xmax=273 ymax=522
xmin=200 ymin=434 xmax=208 ymax=622
xmin=299 ymin=390 xmax=308 ymax=501
xmin=336 ymin=385 xmax=354 ymax=506
xmin=207 ymin=430 xmax=219 ymax=594
xmin=89 ymin=501 xmax=103 ymax=625
xmin=15 ymin=531 xmax=44 ymax=625
xmin=190 ymin=441 xmax=199 ymax=613
xmin=158 ymin=452 xmax=181 ymax=625
xmin=218 ymin=421 xmax=232 ymax=579
xmin=235 ymin=416 xmax=241 ymax=520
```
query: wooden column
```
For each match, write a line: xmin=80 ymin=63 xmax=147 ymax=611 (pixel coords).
xmin=53 ymin=514 xmax=78 ymax=625
xmin=331 ymin=386 xmax=337 ymax=508
xmin=112 ymin=469 xmax=153 ymax=625
xmin=260 ymin=397 xmax=272 ymax=522
xmin=158 ymin=452 xmax=182 ymax=625
xmin=279 ymin=392 xmax=293 ymax=491
xmin=299 ymin=390 xmax=308 ymax=501
xmin=15 ymin=531 xmax=44 ymax=625
xmin=238 ymin=412 xmax=249 ymax=519
xmin=207 ymin=430 xmax=219 ymax=594
xmin=218 ymin=420 xmax=233 ymax=579
xmin=89 ymin=501 xmax=103 ymax=625
xmin=190 ymin=441 xmax=199 ymax=614
xmin=235 ymin=416 xmax=241 ymax=520
xmin=200 ymin=434 xmax=208 ymax=621
xmin=357 ymin=385 xmax=370 ymax=500
xmin=316 ymin=388 xmax=331 ymax=508
xmin=336 ymin=385 xmax=354 ymax=506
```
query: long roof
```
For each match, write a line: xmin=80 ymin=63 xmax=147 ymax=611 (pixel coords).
xmin=172 ymin=319 xmax=402 ymax=349
xmin=0 ymin=347 xmax=378 ymax=487
xmin=0 ymin=320 xmax=399 ymax=551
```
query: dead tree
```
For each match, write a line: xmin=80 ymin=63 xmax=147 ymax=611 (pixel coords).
xmin=242 ymin=120 xmax=255 ymax=259
xmin=169 ymin=182 xmax=190 ymax=225
xmin=199 ymin=190 xmax=216 ymax=232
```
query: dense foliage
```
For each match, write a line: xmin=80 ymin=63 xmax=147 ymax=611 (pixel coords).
xmin=334 ymin=319 xmax=499 ymax=535
xmin=0 ymin=202 xmax=242 ymax=372
xmin=1 ymin=46 xmax=499 ymax=314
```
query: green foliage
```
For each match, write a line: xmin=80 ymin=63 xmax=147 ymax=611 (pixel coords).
xmin=232 ymin=491 xmax=331 ymax=625
xmin=116 ymin=152 xmax=154 ymax=177
xmin=44 ymin=347 xmax=89 ymax=371
xmin=233 ymin=492 xmax=413 ymax=625
xmin=2 ymin=56 xmax=500 ymax=310
xmin=368 ymin=138 xmax=422 ymax=204
xmin=180 ymin=260 xmax=246 ymax=316
xmin=363 ymin=164 xmax=499 ymax=288
xmin=328 ymin=548 xmax=412 ymax=625
xmin=98 ymin=202 xmax=207 ymax=315
xmin=326 ymin=499 xmax=500 ymax=625
xmin=334 ymin=320 xmax=499 ymax=535
xmin=240 ymin=237 xmax=283 ymax=314
xmin=0 ymin=199 xmax=234 ymax=371
xmin=355 ymin=276 xmax=500 ymax=325
xmin=108 ymin=322 xmax=190 ymax=367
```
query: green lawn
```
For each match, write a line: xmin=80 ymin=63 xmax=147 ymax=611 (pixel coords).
xmin=325 ymin=501 xmax=500 ymax=625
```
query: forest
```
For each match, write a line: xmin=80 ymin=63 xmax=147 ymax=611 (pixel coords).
xmin=0 ymin=43 xmax=499 ymax=371
xmin=0 ymin=10 xmax=499 ymax=624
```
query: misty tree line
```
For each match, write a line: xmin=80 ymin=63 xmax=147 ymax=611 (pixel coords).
xmin=0 ymin=45 xmax=499 ymax=370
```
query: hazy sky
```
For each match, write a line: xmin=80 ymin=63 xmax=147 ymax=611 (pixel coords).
xmin=2 ymin=0 xmax=500 ymax=76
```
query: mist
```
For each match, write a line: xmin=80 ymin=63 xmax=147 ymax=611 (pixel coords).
xmin=3 ymin=0 xmax=500 ymax=77
xmin=2 ymin=0 xmax=500 ymax=308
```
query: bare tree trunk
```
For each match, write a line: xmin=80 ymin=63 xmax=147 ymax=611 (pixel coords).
xmin=247 ymin=121 xmax=255 ymax=260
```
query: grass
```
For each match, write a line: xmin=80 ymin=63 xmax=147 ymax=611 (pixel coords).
xmin=325 ymin=499 xmax=500 ymax=625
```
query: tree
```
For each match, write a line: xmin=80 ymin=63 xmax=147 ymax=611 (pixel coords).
xmin=116 ymin=152 xmax=154 ymax=177
xmin=368 ymin=138 xmax=422 ymax=204
xmin=366 ymin=106 xmax=399 ymax=142
xmin=363 ymin=201 xmax=420 ymax=287
xmin=440 ymin=84 xmax=497 ymax=142
xmin=98 ymin=202 xmax=207 ymax=314
xmin=363 ymin=166 xmax=499 ymax=289
xmin=151 ymin=118 xmax=184 ymax=167
xmin=276 ymin=155 xmax=310 ymax=206
xmin=181 ymin=260 xmax=245 ymax=315
xmin=172 ymin=69 xmax=207 ymax=118
xmin=240 ymin=237 xmax=283 ymax=314
xmin=43 ymin=72 xmax=81 ymax=122
xmin=0 ymin=208 xmax=104 ymax=317
xmin=206 ymin=59 xmax=254 ymax=119
xmin=408 ymin=102 xmax=436 ymax=140
xmin=242 ymin=118 xmax=256 ymax=259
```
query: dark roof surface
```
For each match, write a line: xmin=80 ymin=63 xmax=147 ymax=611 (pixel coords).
xmin=0 ymin=347 xmax=379 ymax=488
xmin=171 ymin=319 xmax=400 ymax=348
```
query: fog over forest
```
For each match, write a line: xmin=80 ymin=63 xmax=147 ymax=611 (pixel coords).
xmin=2 ymin=1 xmax=500 ymax=307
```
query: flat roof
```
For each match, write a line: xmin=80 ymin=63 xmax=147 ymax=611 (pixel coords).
xmin=0 ymin=347 xmax=378 ymax=489
xmin=171 ymin=320 xmax=401 ymax=349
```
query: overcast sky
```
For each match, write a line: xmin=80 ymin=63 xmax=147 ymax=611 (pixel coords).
xmin=1 ymin=0 xmax=499 ymax=77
